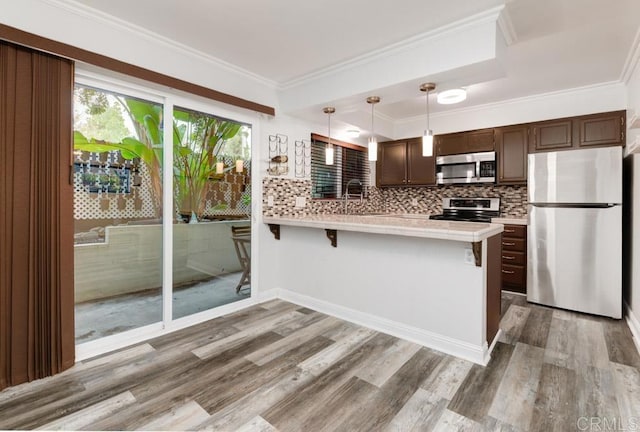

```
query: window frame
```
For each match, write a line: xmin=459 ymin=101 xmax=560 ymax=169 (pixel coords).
xmin=310 ymin=133 xmax=370 ymax=200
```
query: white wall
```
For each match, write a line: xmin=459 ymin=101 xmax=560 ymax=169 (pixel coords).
xmin=256 ymin=114 xmax=327 ymax=298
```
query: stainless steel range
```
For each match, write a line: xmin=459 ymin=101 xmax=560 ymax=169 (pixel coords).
xmin=429 ymin=197 xmax=500 ymax=223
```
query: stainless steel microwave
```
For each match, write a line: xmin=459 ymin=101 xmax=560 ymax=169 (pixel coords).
xmin=435 ymin=151 xmax=496 ymax=184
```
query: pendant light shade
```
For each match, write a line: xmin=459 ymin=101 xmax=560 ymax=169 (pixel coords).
xmin=422 ymin=132 xmax=434 ymax=157
xmin=323 ymin=107 xmax=335 ymax=165
xmin=420 ymin=83 xmax=436 ymax=157
xmin=368 ymin=137 xmax=378 ymax=161
xmin=366 ymin=96 xmax=380 ymax=162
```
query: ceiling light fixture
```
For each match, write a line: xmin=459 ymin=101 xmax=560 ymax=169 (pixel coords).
xmin=437 ymin=88 xmax=467 ymax=105
xmin=420 ymin=83 xmax=436 ymax=157
xmin=366 ymin=96 xmax=380 ymax=162
xmin=323 ymin=106 xmax=335 ymax=165
xmin=346 ymin=129 xmax=360 ymax=138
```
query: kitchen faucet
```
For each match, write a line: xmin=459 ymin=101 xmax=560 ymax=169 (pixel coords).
xmin=343 ymin=179 xmax=363 ymax=214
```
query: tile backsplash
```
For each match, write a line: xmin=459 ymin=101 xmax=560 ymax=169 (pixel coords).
xmin=262 ymin=177 xmax=528 ymax=218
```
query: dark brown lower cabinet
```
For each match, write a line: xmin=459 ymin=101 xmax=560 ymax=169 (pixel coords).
xmin=501 ymin=224 xmax=527 ymax=294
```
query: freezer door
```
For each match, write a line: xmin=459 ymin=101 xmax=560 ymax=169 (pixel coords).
xmin=527 ymin=205 xmax=622 ymax=318
xmin=528 ymin=147 xmax=622 ymax=204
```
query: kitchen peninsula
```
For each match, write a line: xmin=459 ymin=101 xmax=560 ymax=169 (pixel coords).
xmin=263 ymin=214 xmax=503 ymax=364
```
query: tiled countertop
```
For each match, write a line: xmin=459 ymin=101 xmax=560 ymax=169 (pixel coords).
xmin=263 ymin=214 xmax=503 ymax=242
xmin=491 ymin=217 xmax=528 ymax=225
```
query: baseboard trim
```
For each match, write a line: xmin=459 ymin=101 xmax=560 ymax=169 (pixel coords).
xmin=255 ymin=288 xmax=280 ymax=303
xmin=624 ymin=302 xmax=640 ymax=355
xmin=484 ymin=329 xmax=502 ymax=364
xmin=502 ymin=290 xmax=527 ymax=297
xmin=277 ymin=289 xmax=490 ymax=365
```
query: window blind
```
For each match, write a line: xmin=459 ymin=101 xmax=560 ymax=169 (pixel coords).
xmin=310 ymin=136 xmax=370 ymax=199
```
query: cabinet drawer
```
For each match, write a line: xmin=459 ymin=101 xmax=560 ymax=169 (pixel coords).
xmin=501 ymin=238 xmax=525 ymax=252
xmin=501 ymin=251 xmax=525 ymax=266
xmin=502 ymin=225 xmax=526 ymax=239
xmin=501 ymin=264 xmax=525 ymax=286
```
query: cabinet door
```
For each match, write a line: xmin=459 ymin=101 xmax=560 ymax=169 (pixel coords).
xmin=530 ymin=119 xmax=573 ymax=152
xmin=407 ymin=138 xmax=435 ymax=186
xmin=496 ymin=125 xmax=528 ymax=184
xmin=376 ymin=141 xmax=407 ymax=186
xmin=436 ymin=132 xmax=467 ymax=156
xmin=467 ymin=129 xmax=495 ymax=153
xmin=577 ymin=111 xmax=625 ymax=148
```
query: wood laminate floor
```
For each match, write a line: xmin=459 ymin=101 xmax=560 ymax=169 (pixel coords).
xmin=1 ymin=292 xmax=639 ymax=431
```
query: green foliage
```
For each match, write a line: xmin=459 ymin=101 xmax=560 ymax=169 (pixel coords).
xmin=76 ymin=88 xmax=109 ymax=115
xmin=75 ymin=101 xmax=130 ymax=143
xmin=173 ymin=108 xmax=242 ymax=219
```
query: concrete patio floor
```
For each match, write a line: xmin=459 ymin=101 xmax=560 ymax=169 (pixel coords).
xmin=75 ymin=272 xmax=250 ymax=344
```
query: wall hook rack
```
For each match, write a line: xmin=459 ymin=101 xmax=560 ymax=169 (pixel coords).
xmin=268 ymin=134 xmax=288 ymax=176
xmin=294 ymin=139 xmax=311 ymax=178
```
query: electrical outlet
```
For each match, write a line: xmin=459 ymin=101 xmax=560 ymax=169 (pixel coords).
xmin=411 ymin=198 xmax=418 ymax=206
xmin=464 ymin=248 xmax=475 ymax=265
xmin=267 ymin=195 xmax=274 ymax=207
xmin=295 ymin=196 xmax=306 ymax=208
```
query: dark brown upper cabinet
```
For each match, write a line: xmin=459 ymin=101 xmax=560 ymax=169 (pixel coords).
xmin=407 ymin=138 xmax=435 ymax=186
xmin=377 ymin=140 xmax=407 ymax=186
xmin=495 ymin=125 xmax=528 ymax=185
xmin=377 ymin=138 xmax=435 ymax=187
xmin=577 ymin=111 xmax=625 ymax=147
xmin=529 ymin=111 xmax=625 ymax=153
xmin=436 ymin=128 xmax=494 ymax=156
xmin=530 ymin=119 xmax=573 ymax=152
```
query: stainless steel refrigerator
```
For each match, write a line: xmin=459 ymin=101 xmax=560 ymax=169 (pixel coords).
xmin=527 ymin=146 xmax=622 ymax=318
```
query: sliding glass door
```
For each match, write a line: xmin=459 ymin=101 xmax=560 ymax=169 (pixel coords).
xmin=73 ymin=74 xmax=254 ymax=354
xmin=171 ymin=107 xmax=252 ymax=319
xmin=73 ymin=84 xmax=165 ymax=344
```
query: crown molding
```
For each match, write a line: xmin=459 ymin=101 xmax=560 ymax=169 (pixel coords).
xmin=621 ymin=25 xmax=640 ymax=84
xmin=41 ymin=0 xmax=278 ymax=89
xmin=497 ymin=8 xmax=517 ymax=46
xmin=395 ymin=81 xmax=624 ymax=125
xmin=278 ymin=5 xmax=505 ymax=91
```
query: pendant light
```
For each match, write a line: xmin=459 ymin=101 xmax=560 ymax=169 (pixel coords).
xmin=420 ymin=83 xmax=436 ymax=157
xmin=366 ymin=96 xmax=380 ymax=162
xmin=323 ymin=106 xmax=335 ymax=165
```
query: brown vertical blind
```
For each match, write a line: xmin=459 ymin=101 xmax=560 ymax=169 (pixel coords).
xmin=0 ymin=41 xmax=75 ymax=390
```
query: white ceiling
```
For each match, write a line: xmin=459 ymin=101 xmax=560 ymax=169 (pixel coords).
xmin=70 ymin=0 xmax=640 ymax=135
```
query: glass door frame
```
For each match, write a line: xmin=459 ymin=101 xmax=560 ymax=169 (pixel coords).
xmin=74 ymin=68 xmax=260 ymax=361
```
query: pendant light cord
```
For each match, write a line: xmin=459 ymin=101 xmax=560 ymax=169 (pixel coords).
xmin=328 ymin=111 xmax=331 ymax=147
xmin=426 ymin=89 xmax=430 ymax=131
xmin=371 ymin=103 xmax=375 ymax=136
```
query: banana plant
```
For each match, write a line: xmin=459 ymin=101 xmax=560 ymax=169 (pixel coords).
xmin=173 ymin=109 xmax=241 ymax=219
